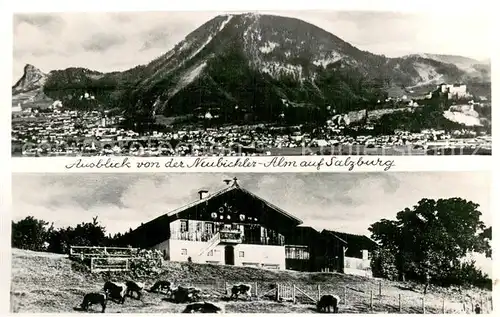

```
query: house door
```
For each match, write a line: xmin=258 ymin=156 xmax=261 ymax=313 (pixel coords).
xmin=225 ymin=246 xmax=234 ymax=265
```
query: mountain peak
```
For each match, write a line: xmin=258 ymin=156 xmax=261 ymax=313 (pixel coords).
xmin=12 ymin=64 xmax=47 ymax=94
xmin=24 ymin=63 xmax=42 ymax=73
xmin=11 ymin=14 xmax=490 ymax=122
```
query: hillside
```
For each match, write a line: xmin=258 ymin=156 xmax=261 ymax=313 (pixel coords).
xmin=412 ymin=54 xmax=491 ymax=82
xmin=10 ymin=249 xmax=492 ymax=314
xmin=12 ymin=13 xmax=490 ymax=126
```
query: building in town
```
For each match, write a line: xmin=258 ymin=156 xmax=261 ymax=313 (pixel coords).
xmin=118 ymin=178 xmax=378 ymax=275
xmin=438 ymin=83 xmax=468 ymax=99
xmin=12 ymin=103 xmax=22 ymax=112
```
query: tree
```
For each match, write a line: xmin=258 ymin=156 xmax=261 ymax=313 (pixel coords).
xmin=11 ymin=216 xmax=50 ymax=251
xmin=448 ymin=259 xmax=492 ymax=290
xmin=370 ymin=247 xmax=398 ymax=280
xmin=47 ymin=216 xmax=108 ymax=254
xmin=369 ymin=198 xmax=491 ymax=291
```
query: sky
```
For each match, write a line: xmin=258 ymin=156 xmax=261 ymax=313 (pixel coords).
xmin=12 ymin=11 xmax=492 ymax=83
xmin=12 ymin=172 xmax=492 ymax=274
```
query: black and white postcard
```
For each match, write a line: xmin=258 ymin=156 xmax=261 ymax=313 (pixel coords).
xmin=3 ymin=2 xmax=496 ymax=316
xmin=11 ymin=173 xmax=492 ymax=313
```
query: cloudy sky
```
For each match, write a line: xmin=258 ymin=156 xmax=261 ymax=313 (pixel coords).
xmin=12 ymin=11 xmax=491 ymax=83
xmin=12 ymin=172 xmax=491 ymax=274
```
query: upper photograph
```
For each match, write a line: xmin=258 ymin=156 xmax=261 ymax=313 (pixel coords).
xmin=11 ymin=11 xmax=492 ymax=157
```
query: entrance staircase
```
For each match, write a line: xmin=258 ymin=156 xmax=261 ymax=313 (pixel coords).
xmin=195 ymin=229 xmax=244 ymax=262
xmin=198 ymin=232 xmax=221 ymax=257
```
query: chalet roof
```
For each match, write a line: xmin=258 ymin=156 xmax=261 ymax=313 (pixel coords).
xmin=320 ymin=230 xmax=348 ymax=245
xmin=322 ymin=230 xmax=377 ymax=249
xmin=165 ymin=182 xmax=303 ymax=224
xmin=285 ymin=226 xmax=348 ymax=246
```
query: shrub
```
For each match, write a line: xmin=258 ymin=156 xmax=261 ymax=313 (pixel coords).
xmin=129 ymin=249 xmax=164 ymax=277
xmin=370 ymin=248 xmax=398 ymax=281
xmin=11 ymin=216 xmax=50 ymax=251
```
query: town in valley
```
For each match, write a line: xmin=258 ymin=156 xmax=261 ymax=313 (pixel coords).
xmin=12 ymin=82 xmax=492 ymax=157
xmin=11 ymin=12 xmax=492 ymax=157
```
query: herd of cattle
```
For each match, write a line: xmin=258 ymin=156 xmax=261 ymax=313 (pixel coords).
xmin=78 ymin=280 xmax=340 ymax=313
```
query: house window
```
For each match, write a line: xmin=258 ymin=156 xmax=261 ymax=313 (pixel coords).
xmin=205 ymin=223 xmax=213 ymax=233
xmin=196 ymin=222 xmax=203 ymax=232
xmin=239 ymin=251 xmax=245 ymax=258
xmin=181 ymin=248 xmax=187 ymax=255
xmin=285 ymin=246 xmax=310 ymax=260
xmin=180 ymin=220 xmax=188 ymax=233
xmin=208 ymin=250 xmax=214 ymax=256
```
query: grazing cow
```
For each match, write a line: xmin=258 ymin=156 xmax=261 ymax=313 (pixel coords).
xmin=126 ymin=280 xmax=145 ymax=300
xmin=230 ymin=284 xmax=252 ymax=299
xmin=317 ymin=294 xmax=340 ymax=313
xmin=149 ymin=280 xmax=172 ymax=294
xmin=182 ymin=302 xmax=223 ymax=313
xmin=186 ymin=287 xmax=202 ymax=302
xmin=80 ymin=292 xmax=107 ymax=313
xmin=103 ymin=281 xmax=127 ymax=304
xmin=172 ymin=286 xmax=201 ymax=303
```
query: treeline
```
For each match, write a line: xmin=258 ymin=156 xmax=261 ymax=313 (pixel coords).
xmin=369 ymin=198 xmax=492 ymax=291
xmin=11 ymin=216 xmax=127 ymax=254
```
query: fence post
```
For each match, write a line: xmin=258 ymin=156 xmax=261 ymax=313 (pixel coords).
xmin=224 ymin=281 xmax=228 ymax=295
xmin=343 ymin=286 xmax=347 ymax=305
xmin=276 ymin=284 xmax=280 ymax=301
xmin=379 ymin=281 xmax=382 ymax=297
xmin=317 ymin=284 xmax=321 ymax=301
xmin=480 ymin=296 xmax=483 ymax=312
xmin=90 ymin=257 xmax=94 ymax=273
xmin=254 ymin=282 xmax=258 ymax=298
xmin=370 ymin=290 xmax=373 ymax=311
xmin=442 ymin=297 xmax=445 ymax=314
xmin=422 ymin=297 xmax=426 ymax=314
xmin=292 ymin=285 xmax=296 ymax=304
xmin=398 ymin=294 xmax=402 ymax=312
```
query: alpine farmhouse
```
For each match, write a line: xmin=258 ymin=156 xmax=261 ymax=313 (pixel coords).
xmin=117 ymin=179 xmax=378 ymax=276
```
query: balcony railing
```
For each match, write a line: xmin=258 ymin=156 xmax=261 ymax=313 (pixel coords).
xmin=219 ymin=230 xmax=243 ymax=244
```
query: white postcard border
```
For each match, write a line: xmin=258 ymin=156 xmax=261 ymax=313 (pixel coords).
xmin=1 ymin=0 xmax=499 ymax=316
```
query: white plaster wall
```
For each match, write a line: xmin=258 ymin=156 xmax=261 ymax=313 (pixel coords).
xmin=344 ymin=267 xmax=373 ymax=277
xmin=234 ymin=244 xmax=285 ymax=270
xmin=157 ymin=239 xmax=286 ymax=270
xmin=169 ymin=239 xmax=225 ymax=264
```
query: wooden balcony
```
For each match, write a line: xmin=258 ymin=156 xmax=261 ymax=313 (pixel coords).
xmin=219 ymin=230 xmax=243 ymax=244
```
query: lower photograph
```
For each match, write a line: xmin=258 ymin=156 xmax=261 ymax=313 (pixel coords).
xmin=11 ymin=172 xmax=492 ymax=314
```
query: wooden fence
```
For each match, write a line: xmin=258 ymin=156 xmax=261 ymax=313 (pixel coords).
xmin=70 ymin=246 xmax=139 ymax=273
xmin=90 ymin=257 xmax=130 ymax=273
xmin=70 ymin=246 xmax=138 ymax=259
xmin=188 ymin=279 xmax=493 ymax=314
